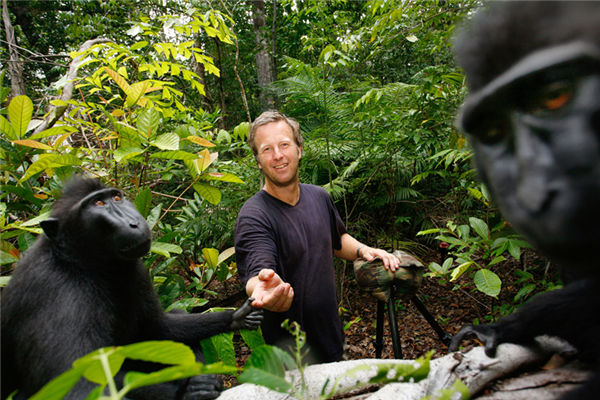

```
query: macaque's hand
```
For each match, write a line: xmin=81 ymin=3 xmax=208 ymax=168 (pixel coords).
xmin=360 ymin=247 xmax=401 ymax=272
xmin=249 ymin=269 xmax=294 ymax=312
xmin=230 ymin=297 xmax=264 ymax=330
xmin=450 ymin=325 xmax=499 ymax=357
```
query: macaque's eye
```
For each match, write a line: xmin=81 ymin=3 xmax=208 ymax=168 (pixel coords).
xmin=529 ymin=81 xmax=575 ymax=114
xmin=94 ymin=200 xmax=105 ymax=206
xmin=113 ymin=194 xmax=122 ymax=201
xmin=473 ymin=114 xmax=513 ymax=145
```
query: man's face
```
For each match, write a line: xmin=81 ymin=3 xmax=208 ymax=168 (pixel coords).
xmin=255 ymin=120 xmax=302 ymax=188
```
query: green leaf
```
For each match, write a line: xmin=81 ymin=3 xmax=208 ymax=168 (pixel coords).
xmin=49 ymin=154 xmax=82 ymax=168
xmin=0 ymin=251 xmax=19 ymax=265
xmin=239 ymin=367 xmax=294 ymax=394
xmin=441 ymin=257 xmax=454 ymax=273
xmin=28 ymin=364 xmax=88 ymax=400
xmin=514 ymin=283 xmax=536 ymax=303
xmin=486 ymin=256 xmax=506 ymax=267
xmin=203 ymin=172 xmax=244 ymax=184
xmin=416 ymin=228 xmax=445 ymax=236
xmin=0 ymin=115 xmax=17 ymax=140
xmin=114 ymin=147 xmax=143 ymax=162
xmin=125 ymin=81 xmax=151 ymax=107
xmin=450 ymin=261 xmax=473 ymax=281
xmin=193 ymin=183 xmax=221 ymax=205
xmin=474 ymin=269 xmax=502 ymax=297
xmin=121 ymin=341 xmax=196 ymax=365
xmin=457 ymin=224 xmax=470 ymax=240
xmin=239 ymin=345 xmax=296 ymax=393
xmin=217 ymin=247 xmax=235 ymax=265
xmin=73 ymin=348 xmax=125 ymax=385
xmin=137 ymin=108 xmax=161 ymax=139
xmin=104 ymin=68 xmax=133 ymax=97
xmin=150 ymin=242 xmax=183 ymax=257
xmin=20 ymin=211 xmax=51 ymax=227
xmin=151 ymin=132 xmax=180 ymax=150
xmin=124 ymin=362 xmax=236 ymax=390
xmin=233 ymin=121 xmax=250 ymax=141
xmin=202 ymin=248 xmax=219 ymax=269
xmin=239 ymin=328 xmax=266 ymax=351
xmin=19 ymin=155 xmax=58 ymax=183
xmin=150 ymin=150 xmax=197 ymax=160
xmin=469 ymin=217 xmax=489 ymax=240
xmin=507 ymin=240 xmax=523 ymax=261
xmin=11 ymin=140 xmax=53 ymax=150
xmin=208 ymin=332 xmax=236 ymax=366
xmin=436 ymin=235 xmax=467 ymax=247
xmin=29 ymin=125 xmax=77 ymax=140
xmin=8 ymin=95 xmax=33 ymax=139
xmin=134 ymin=188 xmax=153 ymax=218
xmin=146 ymin=204 xmax=162 ymax=230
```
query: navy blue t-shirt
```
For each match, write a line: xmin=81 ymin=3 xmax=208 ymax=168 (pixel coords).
xmin=234 ymin=184 xmax=347 ymax=363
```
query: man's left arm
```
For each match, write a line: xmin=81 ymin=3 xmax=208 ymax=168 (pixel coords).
xmin=334 ymin=233 xmax=400 ymax=271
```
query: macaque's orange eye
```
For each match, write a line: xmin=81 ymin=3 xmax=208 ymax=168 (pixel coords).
xmin=531 ymin=81 xmax=574 ymax=113
xmin=94 ymin=200 xmax=105 ymax=206
xmin=113 ymin=194 xmax=122 ymax=201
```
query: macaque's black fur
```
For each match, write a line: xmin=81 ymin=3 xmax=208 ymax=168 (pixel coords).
xmin=1 ymin=177 xmax=263 ymax=400
xmin=450 ymin=2 xmax=600 ymax=399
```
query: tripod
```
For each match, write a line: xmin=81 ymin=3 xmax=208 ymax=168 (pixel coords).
xmin=374 ymin=284 xmax=452 ymax=359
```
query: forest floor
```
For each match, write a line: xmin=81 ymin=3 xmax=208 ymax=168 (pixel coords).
xmin=204 ymin=249 xmax=557 ymax=390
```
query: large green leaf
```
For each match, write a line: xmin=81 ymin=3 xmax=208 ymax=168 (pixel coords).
xmin=239 ymin=345 xmax=296 ymax=394
xmin=202 ymin=248 xmax=219 ymax=269
xmin=150 ymin=242 xmax=183 ymax=257
xmin=201 ymin=332 xmax=235 ymax=366
xmin=150 ymin=150 xmax=197 ymax=160
xmin=114 ymin=147 xmax=143 ymax=162
xmin=49 ymin=154 xmax=82 ymax=168
xmin=469 ymin=217 xmax=489 ymax=240
xmin=19 ymin=155 xmax=58 ymax=183
xmin=239 ymin=328 xmax=266 ymax=351
xmin=29 ymin=125 xmax=77 ymax=140
xmin=134 ymin=188 xmax=153 ymax=218
xmin=203 ymin=172 xmax=244 ymax=184
xmin=217 ymin=247 xmax=235 ymax=265
xmin=28 ymin=364 xmax=89 ymax=400
xmin=0 ymin=115 xmax=17 ymax=140
xmin=137 ymin=108 xmax=161 ymax=139
xmin=474 ymin=269 xmax=502 ymax=297
xmin=450 ymin=261 xmax=474 ymax=281
xmin=193 ymin=183 xmax=221 ymax=205
xmin=8 ymin=95 xmax=33 ymax=139
xmin=151 ymin=132 xmax=180 ymax=150
xmin=121 ymin=341 xmax=196 ymax=365
xmin=125 ymin=81 xmax=151 ymax=108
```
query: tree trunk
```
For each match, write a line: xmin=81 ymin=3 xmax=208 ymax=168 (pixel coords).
xmin=192 ymin=36 xmax=214 ymax=113
xmin=2 ymin=0 xmax=26 ymax=98
xmin=252 ymin=0 xmax=274 ymax=112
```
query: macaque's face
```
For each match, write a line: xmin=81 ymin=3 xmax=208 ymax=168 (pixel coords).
xmin=459 ymin=43 xmax=600 ymax=263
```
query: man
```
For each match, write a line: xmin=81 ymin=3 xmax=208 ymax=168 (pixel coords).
xmin=234 ymin=111 xmax=399 ymax=363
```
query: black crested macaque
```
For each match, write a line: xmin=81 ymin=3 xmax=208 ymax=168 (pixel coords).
xmin=1 ymin=177 xmax=263 ymax=400
xmin=449 ymin=2 xmax=600 ymax=399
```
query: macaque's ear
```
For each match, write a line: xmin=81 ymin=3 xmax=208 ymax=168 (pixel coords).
xmin=41 ymin=218 xmax=60 ymax=241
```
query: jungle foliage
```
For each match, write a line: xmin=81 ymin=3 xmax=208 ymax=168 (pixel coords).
xmin=1 ymin=0 xmax=541 ymax=320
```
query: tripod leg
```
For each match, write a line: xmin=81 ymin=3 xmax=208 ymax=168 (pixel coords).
xmin=375 ymin=300 xmax=385 ymax=358
xmin=411 ymin=295 xmax=452 ymax=346
xmin=388 ymin=289 xmax=403 ymax=359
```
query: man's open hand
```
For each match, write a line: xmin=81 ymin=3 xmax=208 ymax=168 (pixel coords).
xmin=247 ymin=269 xmax=294 ymax=312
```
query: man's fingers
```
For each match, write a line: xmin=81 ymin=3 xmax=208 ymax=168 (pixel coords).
xmin=258 ymin=268 xmax=275 ymax=281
